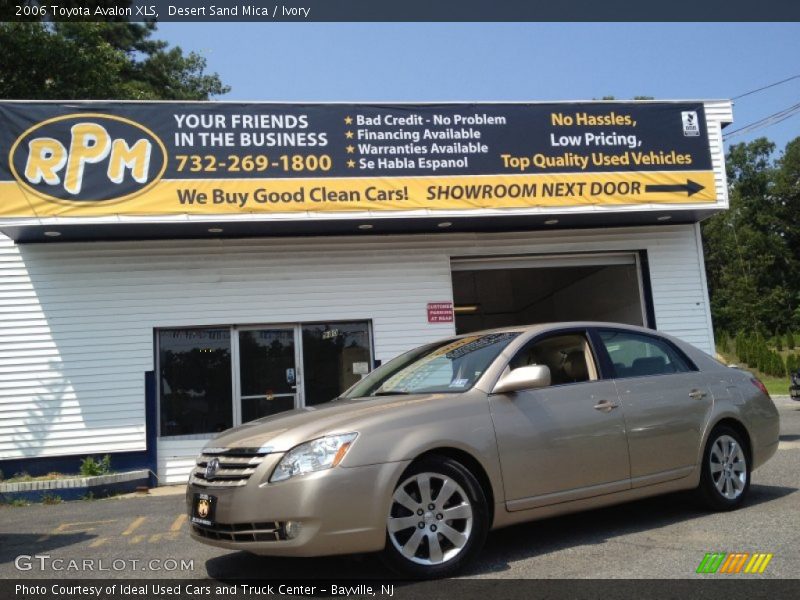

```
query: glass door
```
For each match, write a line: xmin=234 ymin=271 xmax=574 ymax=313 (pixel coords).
xmin=301 ymin=321 xmax=372 ymax=406
xmin=237 ymin=327 xmax=299 ymax=422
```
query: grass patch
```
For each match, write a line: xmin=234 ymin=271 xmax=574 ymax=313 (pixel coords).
xmin=1 ymin=498 xmax=31 ymax=507
xmin=4 ymin=471 xmax=64 ymax=483
xmin=2 ymin=455 xmax=114 ymax=484
xmin=756 ymin=374 xmax=791 ymax=397
xmin=718 ymin=350 xmax=790 ymax=396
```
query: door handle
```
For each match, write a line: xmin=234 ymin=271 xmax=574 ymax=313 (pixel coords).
xmin=593 ymin=399 xmax=619 ymax=412
xmin=689 ymin=389 xmax=708 ymax=400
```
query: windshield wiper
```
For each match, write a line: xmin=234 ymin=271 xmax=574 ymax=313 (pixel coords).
xmin=372 ymin=390 xmax=409 ymax=396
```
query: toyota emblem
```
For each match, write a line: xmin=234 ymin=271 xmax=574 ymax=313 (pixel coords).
xmin=205 ymin=457 xmax=220 ymax=480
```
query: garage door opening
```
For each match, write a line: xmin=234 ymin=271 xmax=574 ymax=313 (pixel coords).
xmin=451 ymin=253 xmax=647 ymax=334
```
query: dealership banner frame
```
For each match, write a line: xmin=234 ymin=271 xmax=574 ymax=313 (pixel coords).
xmin=0 ymin=101 xmax=718 ymax=219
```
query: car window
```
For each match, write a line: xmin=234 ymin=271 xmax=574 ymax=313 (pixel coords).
xmin=342 ymin=332 xmax=520 ymax=397
xmin=509 ymin=333 xmax=598 ymax=386
xmin=598 ymin=330 xmax=692 ymax=378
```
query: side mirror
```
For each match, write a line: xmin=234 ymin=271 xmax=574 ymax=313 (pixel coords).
xmin=493 ymin=365 xmax=551 ymax=394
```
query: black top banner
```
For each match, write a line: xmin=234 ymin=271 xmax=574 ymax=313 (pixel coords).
xmin=2 ymin=0 xmax=799 ymax=22
xmin=0 ymin=101 xmax=713 ymax=178
xmin=0 ymin=100 xmax=718 ymax=218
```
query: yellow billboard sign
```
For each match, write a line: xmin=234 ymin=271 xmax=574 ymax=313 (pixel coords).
xmin=0 ymin=102 xmax=718 ymax=218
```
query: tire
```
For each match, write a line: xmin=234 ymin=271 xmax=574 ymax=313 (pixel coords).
xmin=381 ymin=456 xmax=489 ymax=579
xmin=696 ymin=425 xmax=751 ymax=511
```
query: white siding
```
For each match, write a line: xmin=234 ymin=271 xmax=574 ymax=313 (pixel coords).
xmin=703 ymin=100 xmax=733 ymax=207
xmin=0 ymin=225 xmax=713 ymax=481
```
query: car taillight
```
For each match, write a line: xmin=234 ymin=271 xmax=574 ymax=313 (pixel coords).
xmin=750 ymin=377 xmax=770 ymax=396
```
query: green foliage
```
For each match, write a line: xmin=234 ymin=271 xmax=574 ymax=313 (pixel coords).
xmin=788 ymin=330 xmax=796 ymax=350
xmin=41 ymin=493 xmax=62 ymax=505
xmin=79 ymin=454 xmax=112 ymax=477
xmin=702 ymin=137 xmax=800 ymax=336
xmin=726 ymin=327 xmax=790 ymax=377
xmin=787 ymin=353 xmax=799 ymax=375
xmin=776 ymin=329 xmax=784 ymax=351
xmin=0 ymin=21 xmax=229 ymax=100
xmin=716 ymin=330 xmax=732 ymax=354
xmin=771 ymin=351 xmax=784 ymax=376
xmin=734 ymin=331 xmax=745 ymax=362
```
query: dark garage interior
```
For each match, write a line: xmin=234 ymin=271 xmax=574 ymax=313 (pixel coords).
xmin=451 ymin=258 xmax=645 ymax=334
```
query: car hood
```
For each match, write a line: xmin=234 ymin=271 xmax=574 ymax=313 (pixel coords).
xmin=204 ymin=394 xmax=442 ymax=453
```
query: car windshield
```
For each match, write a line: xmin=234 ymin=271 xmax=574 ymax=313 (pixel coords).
xmin=342 ymin=332 xmax=520 ymax=397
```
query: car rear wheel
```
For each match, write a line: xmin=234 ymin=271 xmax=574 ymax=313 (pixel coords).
xmin=382 ymin=456 xmax=488 ymax=578
xmin=697 ymin=425 xmax=750 ymax=511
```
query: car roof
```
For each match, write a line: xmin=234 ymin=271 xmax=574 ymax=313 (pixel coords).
xmin=455 ymin=321 xmax=663 ymax=338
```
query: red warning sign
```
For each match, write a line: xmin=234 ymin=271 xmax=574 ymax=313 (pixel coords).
xmin=427 ymin=302 xmax=454 ymax=323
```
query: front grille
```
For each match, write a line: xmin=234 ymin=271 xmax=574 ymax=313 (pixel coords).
xmin=192 ymin=448 xmax=269 ymax=488
xmin=192 ymin=521 xmax=286 ymax=542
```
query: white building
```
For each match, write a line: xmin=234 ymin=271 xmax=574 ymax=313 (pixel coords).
xmin=0 ymin=100 xmax=732 ymax=483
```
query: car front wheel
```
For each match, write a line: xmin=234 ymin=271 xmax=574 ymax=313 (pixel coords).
xmin=382 ymin=456 xmax=489 ymax=578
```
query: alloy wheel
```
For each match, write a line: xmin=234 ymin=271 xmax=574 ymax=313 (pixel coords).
xmin=387 ymin=472 xmax=474 ymax=566
xmin=709 ymin=434 xmax=747 ymax=500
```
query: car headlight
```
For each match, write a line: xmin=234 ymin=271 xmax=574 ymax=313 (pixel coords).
xmin=269 ymin=433 xmax=358 ymax=483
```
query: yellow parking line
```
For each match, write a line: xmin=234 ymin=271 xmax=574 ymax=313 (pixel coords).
xmin=170 ymin=514 xmax=187 ymax=532
xmin=37 ymin=519 xmax=117 ymax=542
xmin=149 ymin=533 xmax=162 ymax=543
xmin=130 ymin=534 xmax=145 ymax=544
xmin=89 ymin=537 xmax=108 ymax=548
xmin=122 ymin=516 xmax=146 ymax=536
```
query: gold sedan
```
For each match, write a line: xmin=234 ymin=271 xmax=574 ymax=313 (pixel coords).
xmin=187 ymin=323 xmax=780 ymax=578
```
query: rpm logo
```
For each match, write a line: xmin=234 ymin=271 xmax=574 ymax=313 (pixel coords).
xmin=9 ymin=113 xmax=167 ymax=203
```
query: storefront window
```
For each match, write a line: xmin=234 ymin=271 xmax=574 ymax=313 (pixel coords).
xmin=158 ymin=328 xmax=233 ymax=436
xmin=302 ymin=322 xmax=371 ymax=405
xmin=157 ymin=321 xmax=373 ymax=436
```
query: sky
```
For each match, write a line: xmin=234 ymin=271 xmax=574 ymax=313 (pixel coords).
xmin=156 ymin=22 xmax=800 ymax=154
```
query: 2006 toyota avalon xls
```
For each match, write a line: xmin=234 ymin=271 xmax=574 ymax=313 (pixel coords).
xmin=187 ymin=322 xmax=780 ymax=577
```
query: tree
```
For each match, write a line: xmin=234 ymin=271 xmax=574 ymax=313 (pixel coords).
xmin=787 ymin=353 xmax=798 ymax=375
xmin=773 ymin=351 xmax=785 ymax=377
xmin=773 ymin=137 xmax=800 ymax=324
xmin=702 ymin=137 xmax=800 ymax=336
xmin=0 ymin=21 xmax=229 ymax=100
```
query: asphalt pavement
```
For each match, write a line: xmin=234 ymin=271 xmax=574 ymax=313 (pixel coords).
xmin=1 ymin=396 xmax=798 ymax=580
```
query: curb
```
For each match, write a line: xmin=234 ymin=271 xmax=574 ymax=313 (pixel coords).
xmin=0 ymin=470 xmax=149 ymax=503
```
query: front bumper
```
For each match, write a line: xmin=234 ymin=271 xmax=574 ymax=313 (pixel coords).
xmin=186 ymin=454 xmax=411 ymax=557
